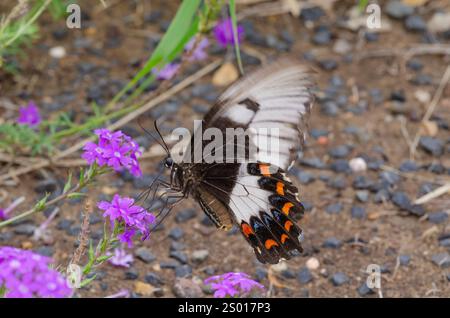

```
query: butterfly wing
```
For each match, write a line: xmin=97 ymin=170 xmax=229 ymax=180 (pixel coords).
xmin=191 ymin=59 xmax=314 ymax=264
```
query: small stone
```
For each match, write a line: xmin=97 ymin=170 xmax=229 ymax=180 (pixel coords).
xmin=306 ymin=257 xmax=320 ymax=270
xmin=431 ymin=253 xmax=450 ymax=268
xmin=323 ymin=237 xmax=342 ymax=249
xmin=355 ymin=190 xmax=370 ymax=203
xmin=134 ymin=281 xmax=155 ymax=297
xmin=410 ymin=74 xmax=433 ymax=86
xmin=35 ymin=246 xmax=54 ymax=257
xmin=329 ymin=145 xmax=351 ymax=158
xmin=379 ymin=171 xmax=401 ymax=185
xmin=357 ymin=282 xmax=375 ymax=296
xmin=175 ymin=209 xmax=196 ymax=223
xmin=333 ymin=38 xmax=352 ymax=54
xmin=353 ymin=175 xmax=374 ymax=190
xmin=159 ymin=261 xmax=179 ymax=269
xmin=170 ymin=251 xmax=188 ymax=264
xmin=14 ymin=224 xmax=36 ymax=236
xmin=318 ymin=59 xmax=338 ymax=71
xmin=330 ymin=160 xmax=350 ymax=173
xmin=349 ymin=157 xmax=367 ymax=172
xmin=170 ymin=241 xmax=185 ymax=251
xmin=300 ymin=6 xmax=325 ymax=22
xmin=351 ymin=206 xmax=366 ymax=219
xmin=312 ymin=28 xmax=331 ymax=45
xmin=440 ymin=238 xmax=450 ymax=247
xmin=320 ymin=101 xmax=340 ymax=117
xmin=419 ymin=136 xmax=444 ymax=156
xmin=172 ymin=278 xmax=203 ymax=298
xmin=294 ymin=169 xmax=316 ymax=184
xmin=407 ymin=59 xmax=424 ymax=71
xmin=399 ymin=255 xmax=411 ymax=266
xmin=300 ymin=157 xmax=327 ymax=169
xmin=374 ymin=189 xmax=391 ymax=203
xmin=428 ymin=211 xmax=448 ymax=224
xmin=427 ymin=12 xmax=450 ymax=33
xmin=399 ymin=160 xmax=418 ymax=172
xmin=325 ymin=203 xmax=343 ymax=214
xmin=191 ymin=249 xmax=209 ymax=264
xmin=125 ymin=268 xmax=139 ymax=280
xmin=328 ymin=176 xmax=347 ymax=190
xmin=175 ymin=265 xmax=192 ymax=277
xmin=297 ymin=267 xmax=313 ymax=284
xmin=145 ymin=272 xmax=164 ymax=286
xmin=212 ymin=62 xmax=238 ymax=87
xmin=330 ymin=272 xmax=349 ymax=286
xmin=49 ymin=46 xmax=66 ymax=59
xmin=386 ymin=1 xmax=413 ymax=19
xmin=56 ymin=219 xmax=74 ymax=230
xmin=405 ymin=15 xmax=427 ymax=32
xmin=135 ymin=247 xmax=156 ymax=264
xmin=391 ymin=191 xmax=411 ymax=210
xmin=281 ymin=269 xmax=296 ymax=279
xmin=169 ymin=227 xmax=184 ymax=240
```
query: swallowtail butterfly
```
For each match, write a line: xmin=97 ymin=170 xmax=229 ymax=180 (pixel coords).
xmin=157 ymin=58 xmax=314 ymax=264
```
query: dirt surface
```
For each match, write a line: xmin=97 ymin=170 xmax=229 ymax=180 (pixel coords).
xmin=1 ymin=0 xmax=450 ymax=298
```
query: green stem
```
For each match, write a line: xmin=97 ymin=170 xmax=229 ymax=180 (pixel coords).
xmin=3 ymin=0 xmax=51 ymax=49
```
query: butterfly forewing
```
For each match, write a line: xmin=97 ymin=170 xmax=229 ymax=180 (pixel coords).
xmin=177 ymin=58 xmax=314 ymax=264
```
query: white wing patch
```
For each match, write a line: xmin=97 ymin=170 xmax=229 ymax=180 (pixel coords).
xmin=227 ymin=164 xmax=271 ymax=223
xmin=222 ymin=104 xmax=255 ymax=125
xmin=215 ymin=59 xmax=314 ymax=171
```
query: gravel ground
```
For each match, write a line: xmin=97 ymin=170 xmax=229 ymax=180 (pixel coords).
xmin=0 ymin=0 xmax=449 ymax=298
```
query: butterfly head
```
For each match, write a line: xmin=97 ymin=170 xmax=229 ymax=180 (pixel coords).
xmin=163 ymin=156 xmax=174 ymax=169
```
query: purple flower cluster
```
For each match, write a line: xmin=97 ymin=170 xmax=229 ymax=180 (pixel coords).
xmin=214 ymin=18 xmax=244 ymax=48
xmin=204 ymin=272 xmax=264 ymax=298
xmin=98 ymin=194 xmax=156 ymax=247
xmin=0 ymin=247 xmax=72 ymax=298
xmin=82 ymin=129 xmax=142 ymax=177
xmin=17 ymin=101 xmax=41 ymax=127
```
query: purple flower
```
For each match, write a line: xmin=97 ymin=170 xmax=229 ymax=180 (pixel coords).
xmin=17 ymin=101 xmax=41 ymax=127
xmin=153 ymin=63 xmax=180 ymax=80
xmin=0 ymin=247 xmax=72 ymax=298
xmin=214 ymin=18 xmax=244 ymax=48
xmin=98 ymin=194 xmax=156 ymax=247
xmin=185 ymin=38 xmax=209 ymax=61
xmin=108 ymin=248 xmax=134 ymax=268
xmin=82 ymin=129 xmax=142 ymax=177
xmin=204 ymin=272 xmax=264 ymax=298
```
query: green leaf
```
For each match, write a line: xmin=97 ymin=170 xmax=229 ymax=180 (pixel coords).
xmin=109 ymin=0 xmax=202 ymax=105
xmin=96 ymin=254 xmax=112 ymax=263
xmin=67 ymin=192 xmax=86 ymax=199
xmin=229 ymin=0 xmax=244 ymax=75
xmin=79 ymin=275 xmax=96 ymax=288
xmin=63 ymin=172 xmax=72 ymax=193
xmin=34 ymin=194 xmax=49 ymax=211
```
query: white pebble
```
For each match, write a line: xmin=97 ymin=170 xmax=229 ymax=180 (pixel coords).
xmin=49 ymin=46 xmax=66 ymax=59
xmin=349 ymin=157 xmax=367 ymax=172
xmin=306 ymin=257 xmax=320 ymax=270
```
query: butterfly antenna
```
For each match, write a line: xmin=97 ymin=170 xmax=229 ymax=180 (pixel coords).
xmin=154 ymin=119 xmax=170 ymax=155
xmin=137 ymin=117 xmax=169 ymax=155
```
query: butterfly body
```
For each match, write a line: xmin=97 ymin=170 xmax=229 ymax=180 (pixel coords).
xmin=163 ymin=59 xmax=314 ymax=264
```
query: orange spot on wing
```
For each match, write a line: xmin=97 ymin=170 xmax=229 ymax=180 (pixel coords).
xmin=276 ymin=182 xmax=285 ymax=196
xmin=284 ymin=220 xmax=293 ymax=232
xmin=259 ymin=164 xmax=271 ymax=176
xmin=282 ymin=202 xmax=294 ymax=215
xmin=265 ymin=239 xmax=278 ymax=250
xmin=281 ymin=234 xmax=289 ymax=243
xmin=241 ymin=223 xmax=254 ymax=238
